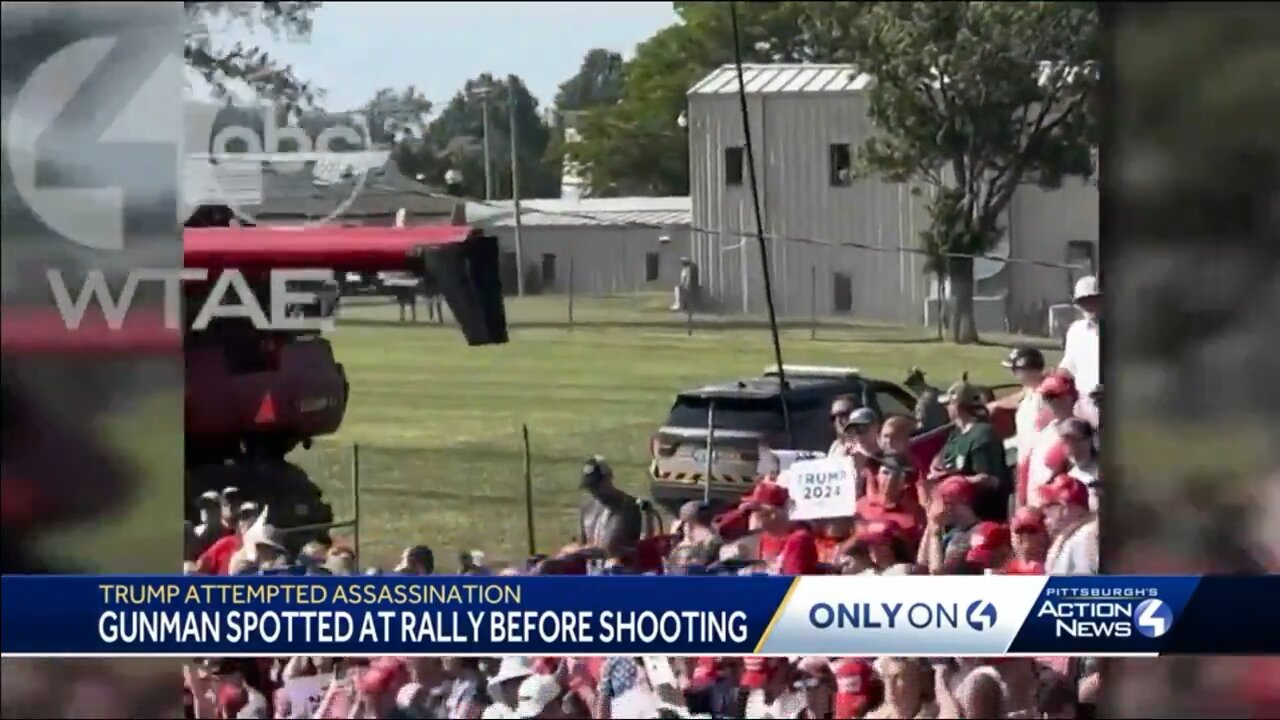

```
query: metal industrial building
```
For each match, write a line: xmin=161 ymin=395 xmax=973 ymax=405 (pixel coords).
xmin=686 ymin=63 xmax=1099 ymax=333
xmin=466 ymin=197 xmax=691 ymax=295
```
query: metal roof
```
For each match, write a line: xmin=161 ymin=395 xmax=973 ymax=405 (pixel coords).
xmin=466 ymin=196 xmax=691 ymax=228
xmin=688 ymin=64 xmax=873 ymax=97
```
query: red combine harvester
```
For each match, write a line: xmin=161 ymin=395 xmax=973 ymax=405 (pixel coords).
xmin=182 ymin=206 xmax=508 ymax=547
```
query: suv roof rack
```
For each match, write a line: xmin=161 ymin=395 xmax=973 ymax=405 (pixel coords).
xmin=763 ymin=364 xmax=862 ymax=378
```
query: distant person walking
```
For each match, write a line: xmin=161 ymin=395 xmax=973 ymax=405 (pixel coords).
xmin=672 ymin=258 xmax=699 ymax=312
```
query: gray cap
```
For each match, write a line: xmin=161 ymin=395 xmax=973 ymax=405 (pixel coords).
xmin=842 ymin=407 xmax=879 ymax=430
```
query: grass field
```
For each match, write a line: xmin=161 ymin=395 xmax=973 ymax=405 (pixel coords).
xmin=290 ymin=293 xmax=1051 ymax=569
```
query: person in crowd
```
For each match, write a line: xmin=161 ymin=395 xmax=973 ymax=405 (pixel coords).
xmin=876 ymin=416 xmax=923 ymax=495
xmin=1007 ymin=507 xmax=1050 ymax=574
xmin=1002 ymin=346 xmax=1050 ymax=468
xmin=1021 ymin=372 xmax=1080 ymax=508
xmin=184 ymin=521 xmax=200 ymax=574
xmin=219 ymin=487 xmax=244 ymax=534
xmin=866 ymin=657 xmax=935 ymax=719
xmin=857 ymin=453 xmax=926 ymax=551
xmin=742 ymin=657 xmax=798 ymax=719
xmin=918 ymin=477 xmax=983 ymax=574
xmin=827 ymin=396 xmax=861 ymax=458
xmin=595 ymin=656 xmax=644 ymax=718
xmin=1059 ymin=275 xmax=1100 ymax=419
xmin=853 ymin=521 xmax=916 ymax=576
xmin=740 ymin=482 xmax=819 ymax=575
xmin=965 ymin=521 xmax=1013 ymax=573
xmin=668 ymin=501 xmax=723 ymax=571
xmin=842 ymin=407 xmax=884 ymax=488
xmin=515 ymin=673 xmax=568 ymax=719
xmin=395 ymin=545 xmax=435 ymax=575
xmin=832 ymin=659 xmax=877 ymax=720
xmin=904 ymin=367 xmax=949 ymax=431
xmin=937 ymin=658 xmax=1038 ymax=720
xmin=193 ymin=490 xmax=228 ymax=553
xmin=815 ymin=516 xmax=854 ymax=566
xmin=579 ymin=456 xmax=643 ymax=560
xmin=791 ymin=657 xmax=835 ymax=720
xmin=441 ymin=657 xmax=487 ymax=719
xmin=1039 ymin=475 xmax=1099 ymax=575
xmin=195 ymin=501 xmax=260 ymax=575
xmin=1058 ymin=418 xmax=1101 ymax=511
xmin=324 ymin=546 xmax=357 ymax=576
xmin=929 ymin=376 xmax=1013 ymax=522
xmin=206 ymin=659 xmax=271 ymax=719
xmin=233 ymin=524 xmax=288 ymax=575
xmin=481 ymin=657 xmax=533 ymax=719
xmin=834 ymin=539 xmax=876 ymax=576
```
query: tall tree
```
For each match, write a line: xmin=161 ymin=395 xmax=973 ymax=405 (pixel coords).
xmin=185 ymin=2 xmax=322 ymax=109
xmin=554 ymin=49 xmax=625 ymax=113
xmin=396 ymin=74 xmax=559 ymax=200
xmin=565 ymin=2 xmax=859 ymax=197
xmin=361 ymin=85 xmax=433 ymax=144
xmin=840 ymin=2 xmax=1099 ymax=344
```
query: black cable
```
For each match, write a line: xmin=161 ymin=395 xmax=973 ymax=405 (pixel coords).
xmin=729 ymin=1 xmax=792 ymax=445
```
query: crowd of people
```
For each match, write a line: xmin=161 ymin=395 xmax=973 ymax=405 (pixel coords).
xmin=181 ymin=278 xmax=1103 ymax=719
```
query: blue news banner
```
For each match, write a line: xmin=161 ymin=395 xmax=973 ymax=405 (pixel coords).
xmin=1 ymin=575 xmax=1277 ymax=657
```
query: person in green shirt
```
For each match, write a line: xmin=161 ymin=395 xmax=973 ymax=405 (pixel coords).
xmin=926 ymin=375 xmax=1014 ymax=521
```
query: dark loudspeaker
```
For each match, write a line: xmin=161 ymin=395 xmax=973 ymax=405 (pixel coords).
xmin=413 ymin=232 xmax=509 ymax=346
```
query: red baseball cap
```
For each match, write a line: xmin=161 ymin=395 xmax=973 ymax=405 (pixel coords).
xmin=832 ymin=659 xmax=875 ymax=719
xmin=1038 ymin=372 xmax=1078 ymax=400
xmin=1041 ymin=439 xmax=1071 ymax=475
xmin=216 ymin=684 xmax=247 ymax=716
xmin=691 ymin=657 xmax=720 ymax=688
xmin=1037 ymin=474 xmax=1090 ymax=508
xmin=741 ymin=656 xmax=785 ymax=689
xmin=854 ymin=520 xmax=900 ymax=545
xmin=966 ymin=521 xmax=1011 ymax=567
xmin=937 ymin=476 xmax=976 ymax=505
xmin=1011 ymin=506 xmax=1047 ymax=533
xmin=742 ymin=481 xmax=790 ymax=510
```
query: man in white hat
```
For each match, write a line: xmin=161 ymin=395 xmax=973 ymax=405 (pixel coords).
xmin=482 ymin=657 xmax=535 ymax=719
xmin=1060 ymin=275 xmax=1101 ymax=418
xmin=514 ymin=673 xmax=563 ymax=718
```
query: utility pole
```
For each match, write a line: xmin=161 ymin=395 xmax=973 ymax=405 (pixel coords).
xmin=509 ymin=87 xmax=526 ymax=297
xmin=472 ymin=84 xmax=495 ymax=201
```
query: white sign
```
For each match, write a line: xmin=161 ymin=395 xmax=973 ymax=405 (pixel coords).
xmin=758 ymin=449 xmax=826 ymax=477
xmin=47 ymin=267 xmax=336 ymax=331
xmin=781 ymin=456 xmax=857 ymax=521
xmin=284 ymin=672 xmax=333 ymax=719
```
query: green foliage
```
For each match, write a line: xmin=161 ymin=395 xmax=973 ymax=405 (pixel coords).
xmin=392 ymin=74 xmax=560 ymax=201
xmin=185 ymin=2 xmax=322 ymax=109
xmin=553 ymin=49 xmax=625 ymax=113
xmin=843 ymin=2 xmax=1099 ymax=342
xmin=565 ymin=2 xmax=864 ymax=197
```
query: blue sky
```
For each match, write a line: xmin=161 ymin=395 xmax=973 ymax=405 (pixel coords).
xmin=205 ymin=2 xmax=679 ymax=113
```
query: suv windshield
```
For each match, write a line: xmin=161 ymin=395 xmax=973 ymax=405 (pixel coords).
xmin=665 ymin=395 xmax=788 ymax=433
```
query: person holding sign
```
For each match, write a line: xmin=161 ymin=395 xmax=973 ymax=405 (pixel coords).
xmin=928 ymin=376 xmax=1013 ymax=522
xmin=740 ymin=482 xmax=819 ymax=576
xmin=856 ymin=453 xmax=925 ymax=552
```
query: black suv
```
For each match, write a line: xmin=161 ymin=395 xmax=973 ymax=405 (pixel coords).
xmin=648 ymin=365 xmax=946 ymax=512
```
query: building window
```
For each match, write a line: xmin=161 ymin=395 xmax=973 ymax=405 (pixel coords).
xmin=541 ymin=254 xmax=557 ymax=286
xmin=645 ymin=252 xmax=661 ymax=282
xmin=829 ymin=144 xmax=853 ymax=187
xmin=725 ymin=146 xmax=744 ymax=186
xmin=833 ymin=273 xmax=853 ymax=313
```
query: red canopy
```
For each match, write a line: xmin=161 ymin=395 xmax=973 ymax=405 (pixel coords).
xmin=183 ymin=224 xmax=475 ymax=271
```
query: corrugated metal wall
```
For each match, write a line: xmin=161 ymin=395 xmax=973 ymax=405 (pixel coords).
xmin=689 ymin=90 xmax=1099 ymax=330
xmin=491 ymin=225 xmax=691 ymax=295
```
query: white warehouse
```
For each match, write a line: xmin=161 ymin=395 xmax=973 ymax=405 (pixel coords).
xmin=686 ymin=64 xmax=1098 ymax=333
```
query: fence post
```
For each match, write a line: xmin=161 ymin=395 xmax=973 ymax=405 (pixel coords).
xmin=567 ymin=255 xmax=575 ymax=332
xmin=703 ymin=402 xmax=716 ymax=504
xmin=522 ymin=424 xmax=535 ymax=556
xmin=686 ymin=301 xmax=694 ymax=337
xmin=810 ymin=265 xmax=817 ymax=341
xmin=351 ymin=442 xmax=361 ymax=571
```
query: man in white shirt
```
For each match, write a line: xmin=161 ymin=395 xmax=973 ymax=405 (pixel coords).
xmin=1060 ymin=275 xmax=1101 ymax=418
xmin=826 ymin=395 xmax=861 ymax=458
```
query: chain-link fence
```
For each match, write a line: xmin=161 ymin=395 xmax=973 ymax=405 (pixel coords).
xmin=287 ymin=428 xmax=658 ymax=572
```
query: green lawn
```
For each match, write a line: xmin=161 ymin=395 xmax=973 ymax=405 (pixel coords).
xmin=292 ymin=294 xmax=1049 ymax=570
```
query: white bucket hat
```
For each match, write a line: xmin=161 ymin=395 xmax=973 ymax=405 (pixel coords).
xmin=1073 ymin=275 xmax=1100 ymax=302
xmin=488 ymin=656 xmax=535 ymax=694
xmin=514 ymin=673 xmax=560 ymax=717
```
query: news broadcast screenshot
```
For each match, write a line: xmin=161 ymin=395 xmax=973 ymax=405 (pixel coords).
xmin=2 ymin=2 xmax=1277 ymax=718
